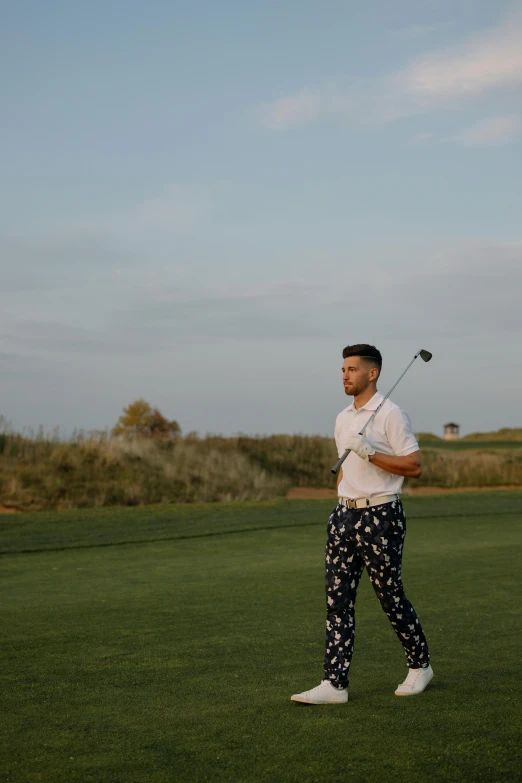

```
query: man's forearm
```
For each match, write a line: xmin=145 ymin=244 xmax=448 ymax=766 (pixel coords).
xmin=368 ymin=451 xmax=422 ymax=478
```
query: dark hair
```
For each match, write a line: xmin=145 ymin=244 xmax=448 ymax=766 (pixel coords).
xmin=342 ymin=343 xmax=382 ymax=375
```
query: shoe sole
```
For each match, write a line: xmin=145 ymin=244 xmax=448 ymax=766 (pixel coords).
xmin=394 ymin=670 xmax=434 ymax=696
xmin=290 ymin=696 xmax=348 ymax=705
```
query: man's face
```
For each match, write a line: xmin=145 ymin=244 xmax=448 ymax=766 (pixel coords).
xmin=342 ymin=356 xmax=377 ymax=396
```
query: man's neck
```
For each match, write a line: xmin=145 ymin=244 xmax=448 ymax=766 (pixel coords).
xmin=353 ymin=385 xmax=378 ymax=410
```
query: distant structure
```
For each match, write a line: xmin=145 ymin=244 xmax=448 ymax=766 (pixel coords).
xmin=443 ymin=422 xmax=460 ymax=440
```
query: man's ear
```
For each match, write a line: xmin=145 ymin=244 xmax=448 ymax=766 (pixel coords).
xmin=369 ymin=367 xmax=379 ymax=382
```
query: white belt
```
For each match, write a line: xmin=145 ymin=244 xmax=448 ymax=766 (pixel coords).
xmin=338 ymin=494 xmax=398 ymax=510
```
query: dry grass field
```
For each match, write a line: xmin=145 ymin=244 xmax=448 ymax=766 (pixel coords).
xmin=0 ymin=427 xmax=521 ymax=512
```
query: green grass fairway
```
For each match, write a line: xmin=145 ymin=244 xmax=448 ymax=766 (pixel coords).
xmin=2 ymin=492 xmax=521 ymax=782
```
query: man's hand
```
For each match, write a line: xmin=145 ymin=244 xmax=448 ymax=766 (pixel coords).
xmin=344 ymin=434 xmax=376 ymax=462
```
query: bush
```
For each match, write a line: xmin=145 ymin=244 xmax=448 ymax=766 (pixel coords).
xmin=0 ymin=434 xmax=290 ymax=511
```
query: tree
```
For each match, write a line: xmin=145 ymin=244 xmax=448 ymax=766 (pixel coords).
xmin=148 ymin=407 xmax=181 ymax=439
xmin=112 ymin=399 xmax=181 ymax=439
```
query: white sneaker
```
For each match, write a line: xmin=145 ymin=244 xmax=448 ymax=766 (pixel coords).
xmin=291 ymin=680 xmax=348 ymax=705
xmin=395 ymin=665 xmax=434 ymax=696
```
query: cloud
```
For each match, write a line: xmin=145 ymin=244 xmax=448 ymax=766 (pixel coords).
xmin=400 ymin=240 xmax=522 ymax=333
xmin=0 ymin=320 xmax=156 ymax=358
xmin=0 ymin=183 xmax=210 ymax=293
xmin=111 ymin=279 xmax=335 ymax=339
xmin=398 ymin=16 xmax=522 ymax=98
xmin=0 ymin=347 xmax=46 ymax=382
xmin=258 ymin=85 xmax=398 ymax=131
xmin=451 ymin=115 xmax=521 ymax=147
xmin=259 ymin=92 xmax=324 ymax=131
xmin=0 ymin=234 xmax=138 ymax=292
xmin=110 ymin=240 xmax=522 ymax=341
xmin=258 ymin=90 xmax=354 ymax=131
xmin=2 ymin=239 xmax=520 ymax=359
xmin=0 ymin=351 xmax=33 ymax=364
xmin=258 ymin=12 xmax=522 ymax=130
xmin=47 ymin=183 xmax=212 ymax=242
xmin=2 ymin=240 xmax=521 ymax=436
xmin=410 ymin=132 xmax=434 ymax=145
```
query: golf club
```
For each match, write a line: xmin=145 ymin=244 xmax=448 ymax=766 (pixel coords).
xmin=331 ymin=348 xmax=433 ymax=474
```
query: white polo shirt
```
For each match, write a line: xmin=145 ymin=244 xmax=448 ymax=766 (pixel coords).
xmin=334 ymin=391 xmax=419 ymax=499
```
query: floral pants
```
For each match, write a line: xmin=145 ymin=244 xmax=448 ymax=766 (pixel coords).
xmin=324 ymin=498 xmax=430 ymax=689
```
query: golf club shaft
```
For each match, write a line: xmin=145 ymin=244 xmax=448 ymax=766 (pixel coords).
xmin=330 ymin=352 xmax=423 ymax=475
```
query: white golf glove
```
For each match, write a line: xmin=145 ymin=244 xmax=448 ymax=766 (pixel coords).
xmin=344 ymin=434 xmax=376 ymax=462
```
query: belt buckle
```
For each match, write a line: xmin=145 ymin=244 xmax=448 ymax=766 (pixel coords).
xmin=348 ymin=498 xmax=357 ymax=509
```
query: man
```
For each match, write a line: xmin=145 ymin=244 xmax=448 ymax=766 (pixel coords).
xmin=291 ymin=344 xmax=433 ymax=705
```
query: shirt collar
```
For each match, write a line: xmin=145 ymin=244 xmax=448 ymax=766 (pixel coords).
xmin=346 ymin=391 xmax=384 ymax=412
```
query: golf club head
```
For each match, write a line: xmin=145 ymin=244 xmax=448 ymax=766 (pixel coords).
xmin=418 ymin=349 xmax=433 ymax=362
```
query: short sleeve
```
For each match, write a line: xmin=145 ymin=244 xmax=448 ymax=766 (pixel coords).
xmin=384 ymin=407 xmax=419 ymax=456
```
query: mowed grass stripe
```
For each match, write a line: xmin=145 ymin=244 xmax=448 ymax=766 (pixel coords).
xmin=1 ymin=495 xmax=521 ymax=782
xmin=1 ymin=507 xmax=521 ymax=557
xmin=1 ymin=490 xmax=521 ymax=555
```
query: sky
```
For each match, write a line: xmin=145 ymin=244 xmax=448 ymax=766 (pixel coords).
xmin=1 ymin=0 xmax=522 ymax=438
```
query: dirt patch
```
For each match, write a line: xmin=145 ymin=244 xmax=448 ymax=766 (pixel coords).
xmin=0 ymin=506 xmax=21 ymax=514
xmin=286 ymin=485 xmax=521 ymax=499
